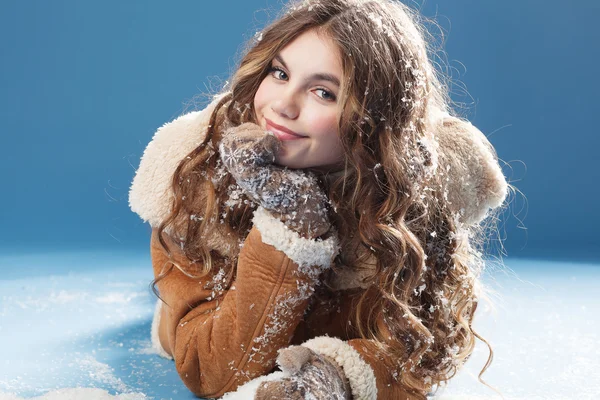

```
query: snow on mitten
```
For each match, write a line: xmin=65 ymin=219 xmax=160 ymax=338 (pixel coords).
xmin=254 ymin=345 xmax=351 ymax=400
xmin=219 ymin=122 xmax=332 ymax=239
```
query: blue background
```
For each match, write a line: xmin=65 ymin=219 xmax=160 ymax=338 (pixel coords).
xmin=1 ymin=0 xmax=598 ymax=259
xmin=1 ymin=1 xmax=599 ymax=399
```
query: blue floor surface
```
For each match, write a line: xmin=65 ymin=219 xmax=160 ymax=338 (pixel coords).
xmin=0 ymin=251 xmax=597 ymax=399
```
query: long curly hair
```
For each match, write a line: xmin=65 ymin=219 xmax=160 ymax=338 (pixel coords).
xmin=152 ymin=0 xmax=507 ymax=397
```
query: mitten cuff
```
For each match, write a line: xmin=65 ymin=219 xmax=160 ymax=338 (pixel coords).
xmin=302 ymin=336 xmax=377 ymax=400
xmin=150 ymin=300 xmax=173 ymax=360
xmin=252 ymin=206 xmax=340 ymax=272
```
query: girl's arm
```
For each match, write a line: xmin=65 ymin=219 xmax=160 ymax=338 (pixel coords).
xmin=252 ymin=299 xmax=426 ymax=400
xmin=151 ymin=208 xmax=337 ymax=398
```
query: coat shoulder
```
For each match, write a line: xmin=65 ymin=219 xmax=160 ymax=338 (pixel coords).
xmin=128 ymin=94 xmax=228 ymax=228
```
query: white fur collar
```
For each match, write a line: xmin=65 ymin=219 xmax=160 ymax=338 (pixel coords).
xmin=128 ymin=94 xmax=226 ymax=231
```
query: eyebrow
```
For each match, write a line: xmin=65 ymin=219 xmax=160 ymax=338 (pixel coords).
xmin=274 ymin=54 xmax=340 ymax=88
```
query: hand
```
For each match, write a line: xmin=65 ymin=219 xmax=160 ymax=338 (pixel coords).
xmin=219 ymin=122 xmax=332 ymax=239
xmin=254 ymin=345 xmax=351 ymax=400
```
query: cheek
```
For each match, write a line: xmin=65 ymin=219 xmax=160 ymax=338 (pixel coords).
xmin=306 ymin=111 xmax=339 ymax=141
xmin=253 ymin=80 xmax=270 ymax=115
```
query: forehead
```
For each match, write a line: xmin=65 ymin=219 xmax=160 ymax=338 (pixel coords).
xmin=278 ymin=29 xmax=343 ymax=76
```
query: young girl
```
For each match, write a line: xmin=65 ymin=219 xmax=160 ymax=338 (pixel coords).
xmin=129 ymin=0 xmax=509 ymax=398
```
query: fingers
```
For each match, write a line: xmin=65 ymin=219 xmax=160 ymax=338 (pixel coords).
xmin=276 ymin=345 xmax=315 ymax=374
xmin=220 ymin=123 xmax=281 ymax=167
xmin=255 ymin=379 xmax=303 ymax=400
xmin=255 ymin=381 xmax=280 ymax=400
xmin=218 ymin=122 xmax=332 ymax=239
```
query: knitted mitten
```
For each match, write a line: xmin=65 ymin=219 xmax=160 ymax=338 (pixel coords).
xmin=254 ymin=345 xmax=351 ymax=400
xmin=219 ymin=122 xmax=332 ymax=239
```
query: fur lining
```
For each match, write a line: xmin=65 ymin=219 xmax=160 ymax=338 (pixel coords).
xmin=151 ymin=300 xmax=173 ymax=360
xmin=435 ymin=114 xmax=508 ymax=225
xmin=219 ymin=371 xmax=288 ymax=399
xmin=128 ymin=93 xmax=227 ymax=230
xmin=251 ymin=206 xmax=340 ymax=271
xmin=302 ymin=336 xmax=378 ymax=400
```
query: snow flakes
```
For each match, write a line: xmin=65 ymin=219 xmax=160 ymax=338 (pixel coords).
xmin=288 ymin=0 xmax=317 ymax=14
xmin=224 ymin=183 xmax=246 ymax=209
xmin=367 ymin=12 xmax=384 ymax=30
xmin=365 ymin=11 xmax=395 ymax=38
xmin=210 ymin=158 xmax=229 ymax=188
xmin=446 ymin=344 xmax=460 ymax=357
xmin=247 ymin=288 xmax=314 ymax=366
xmin=413 ymin=283 xmax=426 ymax=296
xmin=438 ymin=292 xmax=449 ymax=307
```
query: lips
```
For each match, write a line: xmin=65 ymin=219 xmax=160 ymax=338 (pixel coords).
xmin=265 ymin=118 xmax=307 ymax=141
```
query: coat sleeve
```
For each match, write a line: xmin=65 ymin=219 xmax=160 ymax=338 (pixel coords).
xmin=151 ymin=206 xmax=339 ymax=398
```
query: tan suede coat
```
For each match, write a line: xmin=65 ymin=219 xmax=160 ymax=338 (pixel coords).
xmin=150 ymin=224 xmax=417 ymax=399
xmin=129 ymin=94 xmax=508 ymax=399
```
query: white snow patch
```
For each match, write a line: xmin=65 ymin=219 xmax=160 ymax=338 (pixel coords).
xmin=95 ymin=292 xmax=143 ymax=304
xmin=0 ymin=388 xmax=146 ymax=400
xmin=50 ymin=290 xmax=87 ymax=304
xmin=7 ymin=291 xmax=88 ymax=310
xmin=75 ymin=356 xmax=129 ymax=393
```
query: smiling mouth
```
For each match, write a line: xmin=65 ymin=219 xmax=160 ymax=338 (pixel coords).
xmin=265 ymin=119 xmax=307 ymax=141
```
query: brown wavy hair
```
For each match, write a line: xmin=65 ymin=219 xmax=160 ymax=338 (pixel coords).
xmin=152 ymin=0 xmax=508 ymax=397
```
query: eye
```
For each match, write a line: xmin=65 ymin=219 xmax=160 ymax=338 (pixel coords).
xmin=315 ymin=88 xmax=337 ymax=102
xmin=268 ymin=66 xmax=288 ymax=81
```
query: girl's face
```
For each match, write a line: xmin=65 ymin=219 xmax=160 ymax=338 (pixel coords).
xmin=253 ymin=29 xmax=345 ymax=172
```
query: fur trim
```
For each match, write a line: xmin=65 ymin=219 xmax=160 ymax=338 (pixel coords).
xmin=302 ymin=336 xmax=378 ymax=400
xmin=251 ymin=206 xmax=340 ymax=271
xmin=128 ymin=93 xmax=228 ymax=230
xmin=151 ymin=300 xmax=173 ymax=360
xmin=435 ymin=114 xmax=508 ymax=226
xmin=219 ymin=371 xmax=288 ymax=399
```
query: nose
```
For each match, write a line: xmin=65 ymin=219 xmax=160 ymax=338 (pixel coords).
xmin=270 ymin=91 xmax=299 ymax=120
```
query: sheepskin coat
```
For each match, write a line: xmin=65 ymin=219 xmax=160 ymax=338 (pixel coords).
xmin=128 ymin=94 xmax=507 ymax=399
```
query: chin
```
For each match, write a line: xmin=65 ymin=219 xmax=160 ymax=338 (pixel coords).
xmin=274 ymin=159 xmax=304 ymax=170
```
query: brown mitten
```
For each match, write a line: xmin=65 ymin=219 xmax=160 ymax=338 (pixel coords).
xmin=254 ymin=346 xmax=351 ymax=400
xmin=219 ymin=122 xmax=332 ymax=239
